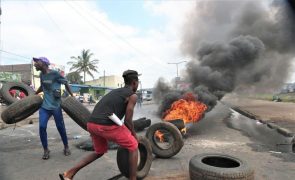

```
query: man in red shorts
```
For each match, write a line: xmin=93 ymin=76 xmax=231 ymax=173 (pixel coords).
xmin=59 ymin=70 xmax=140 ymax=180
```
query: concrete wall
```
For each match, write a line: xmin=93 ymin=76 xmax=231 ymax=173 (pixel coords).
xmin=0 ymin=64 xmax=32 ymax=84
xmin=85 ymin=75 xmax=124 ymax=88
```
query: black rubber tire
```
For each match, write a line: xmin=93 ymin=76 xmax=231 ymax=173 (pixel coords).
xmin=167 ymin=119 xmax=185 ymax=130
xmin=108 ymin=141 xmax=119 ymax=150
xmin=0 ymin=82 xmax=35 ymax=104
xmin=134 ymin=118 xmax=151 ymax=132
xmin=76 ymin=139 xmax=119 ymax=151
xmin=61 ymin=96 xmax=91 ymax=131
xmin=145 ymin=122 xmax=184 ymax=158
xmin=117 ymin=136 xmax=153 ymax=179
xmin=189 ymin=153 xmax=254 ymax=180
xmin=1 ymin=95 xmax=42 ymax=124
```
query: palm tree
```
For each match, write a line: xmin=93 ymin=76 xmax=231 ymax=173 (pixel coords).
xmin=67 ymin=49 xmax=99 ymax=84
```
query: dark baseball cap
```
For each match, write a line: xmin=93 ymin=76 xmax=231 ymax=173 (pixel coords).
xmin=122 ymin=70 xmax=141 ymax=77
xmin=33 ymin=57 xmax=50 ymax=65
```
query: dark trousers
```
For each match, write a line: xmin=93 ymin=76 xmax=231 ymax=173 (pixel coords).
xmin=39 ymin=107 xmax=68 ymax=149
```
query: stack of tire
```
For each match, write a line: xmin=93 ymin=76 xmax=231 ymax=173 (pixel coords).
xmin=0 ymin=82 xmax=38 ymax=124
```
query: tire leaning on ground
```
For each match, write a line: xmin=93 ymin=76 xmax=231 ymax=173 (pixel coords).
xmin=0 ymin=82 xmax=35 ymax=104
xmin=61 ymin=96 xmax=91 ymax=131
xmin=134 ymin=118 xmax=151 ymax=132
xmin=1 ymin=95 xmax=42 ymax=124
xmin=189 ymin=153 xmax=254 ymax=180
xmin=117 ymin=136 xmax=153 ymax=179
xmin=145 ymin=121 xmax=184 ymax=158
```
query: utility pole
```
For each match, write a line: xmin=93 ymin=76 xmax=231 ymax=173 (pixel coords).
xmin=0 ymin=0 xmax=2 ymax=65
xmin=167 ymin=61 xmax=187 ymax=78
xmin=103 ymin=70 xmax=105 ymax=87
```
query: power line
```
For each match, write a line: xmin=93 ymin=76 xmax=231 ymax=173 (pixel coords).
xmin=64 ymin=0 xmax=127 ymax=51
xmin=72 ymin=1 xmax=148 ymax=57
xmin=38 ymin=1 xmax=76 ymax=48
xmin=0 ymin=49 xmax=31 ymax=60
xmin=67 ymin=1 xmax=167 ymax=67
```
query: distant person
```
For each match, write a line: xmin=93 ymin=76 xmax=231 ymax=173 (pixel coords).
xmin=89 ymin=95 xmax=93 ymax=105
xmin=33 ymin=57 xmax=74 ymax=160
xmin=136 ymin=92 xmax=142 ymax=108
xmin=59 ymin=70 xmax=140 ymax=180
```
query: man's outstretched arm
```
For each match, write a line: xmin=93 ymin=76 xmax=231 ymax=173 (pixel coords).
xmin=124 ymin=94 xmax=138 ymax=140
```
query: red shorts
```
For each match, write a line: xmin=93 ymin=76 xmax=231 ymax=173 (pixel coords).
xmin=87 ymin=122 xmax=138 ymax=154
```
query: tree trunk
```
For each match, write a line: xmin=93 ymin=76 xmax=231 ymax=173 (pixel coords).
xmin=83 ymin=71 xmax=86 ymax=84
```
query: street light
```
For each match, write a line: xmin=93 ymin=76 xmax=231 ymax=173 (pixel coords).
xmin=167 ymin=61 xmax=187 ymax=78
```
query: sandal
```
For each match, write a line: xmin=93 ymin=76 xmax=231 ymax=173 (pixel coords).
xmin=64 ymin=148 xmax=71 ymax=156
xmin=59 ymin=173 xmax=72 ymax=180
xmin=42 ymin=150 xmax=50 ymax=160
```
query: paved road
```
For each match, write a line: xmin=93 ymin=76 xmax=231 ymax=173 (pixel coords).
xmin=222 ymin=94 xmax=295 ymax=137
xmin=0 ymin=102 xmax=295 ymax=180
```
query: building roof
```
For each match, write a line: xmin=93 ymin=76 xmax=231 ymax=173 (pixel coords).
xmin=70 ymin=84 xmax=115 ymax=90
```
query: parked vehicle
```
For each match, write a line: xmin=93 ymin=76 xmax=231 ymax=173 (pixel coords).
xmin=79 ymin=96 xmax=84 ymax=103
xmin=142 ymin=90 xmax=153 ymax=101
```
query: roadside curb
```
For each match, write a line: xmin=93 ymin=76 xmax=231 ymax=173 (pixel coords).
xmin=229 ymin=106 xmax=295 ymax=139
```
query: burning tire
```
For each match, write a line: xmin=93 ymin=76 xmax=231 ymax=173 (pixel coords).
xmin=145 ymin=122 xmax=184 ymax=158
xmin=167 ymin=119 xmax=185 ymax=131
xmin=117 ymin=136 xmax=153 ymax=179
xmin=1 ymin=95 xmax=42 ymax=124
xmin=0 ymin=82 xmax=35 ymax=104
xmin=189 ymin=153 xmax=254 ymax=180
xmin=61 ymin=96 xmax=91 ymax=131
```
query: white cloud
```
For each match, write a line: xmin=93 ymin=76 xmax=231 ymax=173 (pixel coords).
xmin=1 ymin=0 xmax=195 ymax=88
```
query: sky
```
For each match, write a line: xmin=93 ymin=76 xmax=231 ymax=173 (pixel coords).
xmin=0 ymin=0 xmax=195 ymax=88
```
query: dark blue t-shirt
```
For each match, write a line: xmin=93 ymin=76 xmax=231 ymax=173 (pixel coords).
xmin=40 ymin=70 xmax=67 ymax=110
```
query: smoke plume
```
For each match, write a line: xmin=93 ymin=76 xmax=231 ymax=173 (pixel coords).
xmin=155 ymin=0 xmax=295 ymax=115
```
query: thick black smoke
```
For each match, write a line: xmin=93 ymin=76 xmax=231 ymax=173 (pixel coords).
xmin=183 ymin=0 xmax=295 ymax=91
xmin=155 ymin=0 xmax=295 ymax=115
xmin=152 ymin=78 xmax=172 ymax=104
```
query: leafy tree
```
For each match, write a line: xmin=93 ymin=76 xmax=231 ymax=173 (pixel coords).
xmin=66 ymin=71 xmax=83 ymax=84
xmin=67 ymin=49 xmax=99 ymax=83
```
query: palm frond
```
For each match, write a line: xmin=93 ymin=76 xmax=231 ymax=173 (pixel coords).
xmin=68 ymin=49 xmax=100 ymax=83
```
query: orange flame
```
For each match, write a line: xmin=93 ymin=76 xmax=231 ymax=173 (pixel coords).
xmin=155 ymin=130 xmax=164 ymax=142
xmin=155 ymin=93 xmax=207 ymax=140
xmin=163 ymin=92 xmax=207 ymax=124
